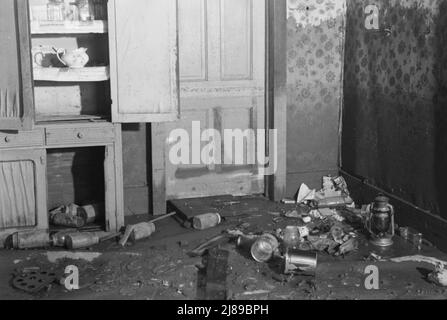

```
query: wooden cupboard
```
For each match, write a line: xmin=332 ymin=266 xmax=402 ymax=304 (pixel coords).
xmin=0 ymin=0 xmax=179 ymax=246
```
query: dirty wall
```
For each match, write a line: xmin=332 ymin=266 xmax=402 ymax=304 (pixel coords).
xmin=286 ymin=0 xmax=346 ymax=195
xmin=342 ymin=0 xmax=447 ymax=222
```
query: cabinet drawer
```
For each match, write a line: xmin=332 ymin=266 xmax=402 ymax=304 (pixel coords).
xmin=0 ymin=130 xmax=45 ymax=148
xmin=45 ymin=126 xmax=115 ymax=146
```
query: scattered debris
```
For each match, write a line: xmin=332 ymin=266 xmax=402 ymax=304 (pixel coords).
xmin=50 ymin=205 xmax=85 ymax=228
xmin=389 ymin=255 xmax=447 ymax=267
xmin=398 ymin=226 xmax=423 ymax=251
xmin=315 ymin=196 xmax=354 ymax=209
xmin=281 ymin=198 xmax=296 ymax=205
xmin=428 ymin=264 xmax=447 ymax=287
xmin=297 ymin=183 xmax=317 ymax=203
xmin=189 ymin=234 xmax=232 ymax=257
xmin=336 ymin=237 xmax=359 ymax=256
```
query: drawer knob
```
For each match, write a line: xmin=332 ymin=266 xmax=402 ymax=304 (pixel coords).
xmin=4 ymin=136 xmax=10 ymax=143
xmin=77 ymin=132 xmax=84 ymax=139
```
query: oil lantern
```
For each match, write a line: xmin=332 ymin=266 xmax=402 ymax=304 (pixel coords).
xmin=366 ymin=195 xmax=395 ymax=247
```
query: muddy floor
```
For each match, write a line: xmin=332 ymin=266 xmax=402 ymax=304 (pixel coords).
xmin=1 ymin=196 xmax=447 ymax=300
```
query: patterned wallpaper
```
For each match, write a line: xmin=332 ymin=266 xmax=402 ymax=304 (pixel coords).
xmin=342 ymin=0 xmax=447 ymax=218
xmin=286 ymin=0 xmax=346 ymax=190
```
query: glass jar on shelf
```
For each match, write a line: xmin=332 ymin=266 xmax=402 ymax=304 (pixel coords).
xmin=76 ymin=0 xmax=94 ymax=21
xmin=47 ymin=0 xmax=66 ymax=21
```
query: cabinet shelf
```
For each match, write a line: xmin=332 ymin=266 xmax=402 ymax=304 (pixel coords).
xmin=31 ymin=20 xmax=108 ymax=34
xmin=33 ymin=66 xmax=110 ymax=82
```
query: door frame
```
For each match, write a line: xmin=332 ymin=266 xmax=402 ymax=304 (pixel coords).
xmin=150 ymin=0 xmax=287 ymax=215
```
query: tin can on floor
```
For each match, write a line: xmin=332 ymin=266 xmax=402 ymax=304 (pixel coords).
xmin=192 ymin=213 xmax=221 ymax=230
xmin=65 ymin=233 xmax=100 ymax=249
xmin=51 ymin=231 xmax=76 ymax=247
xmin=79 ymin=203 xmax=104 ymax=224
xmin=250 ymin=233 xmax=279 ymax=263
xmin=129 ymin=222 xmax=156 ymax=242
xmin=284 ymin=249 xmax=318 ymax=276
xmin=10 ymin=230 xmax=50 ymax=249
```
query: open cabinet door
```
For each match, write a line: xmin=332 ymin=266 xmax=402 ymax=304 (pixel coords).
xmin=108 ymin=0 xmax=180 ymax=123
xmin=0 ymin=0 xmax=34 ymax=131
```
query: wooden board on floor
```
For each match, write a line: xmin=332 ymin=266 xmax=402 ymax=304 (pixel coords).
xmin=169 ymin=195 xmax=282 ymax=220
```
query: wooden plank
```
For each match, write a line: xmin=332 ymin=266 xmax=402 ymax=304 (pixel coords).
xmin=33 ymin=66 xmax=110 ymax=82
xmin=265 ymin=0 xmax=287 ymax=202
xmin=104 ymin=144 xmax=116 ymax=232
xmin=151 ymin=123 xmax=167 ymax=216
xmin=0 ymin=0 xmax=34 ymax=131
xmin=108 ymin=0 xmax=180 ymax=123
xmin=113 ymin=124 xmax=125 ymax=230
xmin=30 ymin=20 xmax=108 ymax=34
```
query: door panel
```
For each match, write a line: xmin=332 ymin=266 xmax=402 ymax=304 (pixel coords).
xmin=179 ymin=0 xmax=207 ymax=82
xmin=0 ymin=149 xmax=47 ymax=230
xmin=0 ymin=0 xmax=34 ymax=131
xmin=220 ymin=0 xmax=253 ymax=80
xmin=167 ymin=0 xmax=265 ymax=199
xmin=108 ymin=0 xmax=180 ymax=123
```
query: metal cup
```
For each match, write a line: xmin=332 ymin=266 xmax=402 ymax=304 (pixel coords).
xmin=284 ymin=249 xmax=318 ymax=276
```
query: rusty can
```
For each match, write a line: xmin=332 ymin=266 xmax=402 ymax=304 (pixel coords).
xmin=129 ymin=222 xmax=156 ymax=242
xmin=250 ymin=233 xmax=279 ymax=263
xmin=65 ymin=233 xmax=100 ymax=249
xmin=79 ymin=203 xmax=105 ymax=224
xmin=284 ymin=249 xmax=317 ymax=276
xmin=10 ymin=230 xmax=50 ymax=249
xmin=192 ymin=213 xmax=221 ymax=230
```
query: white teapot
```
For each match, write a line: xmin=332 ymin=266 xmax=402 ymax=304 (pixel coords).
xmin=54 ymin=47 xmax=89 ymax=68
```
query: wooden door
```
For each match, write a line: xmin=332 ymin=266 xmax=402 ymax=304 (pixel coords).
xmin=166 ymin=0 xmax=266 ymax=199
xmin=0 ymin=0 xmax=34 ymax=131
xmin=0 ymin=148 xmax=48 ymax=245
xmin=108 ymin=0 xmax=180 ymax=123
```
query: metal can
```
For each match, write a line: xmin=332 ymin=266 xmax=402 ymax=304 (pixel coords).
xmin=130 ymin=222 xmax=156 ymax=242
xmin=10 ymin=230 xmax=50 ymax=249
xmin=193 ymin=213 xmax=221 ymax=230
xmin=79 ymin=203 xmax=104 ymax=224
xmin=65 ymin=233 xmax=100 ymax=250
xmin=51 ymin=231 xmax=77 ymax=247
xmin=284 ymin=249 xmax=318 ymax=276
xmin=250 ymin=233 xmax=279 ymax=263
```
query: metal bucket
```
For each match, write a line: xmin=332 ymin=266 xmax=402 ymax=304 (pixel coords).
xmin=284 ymin=249 xmax=318 ymax=276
